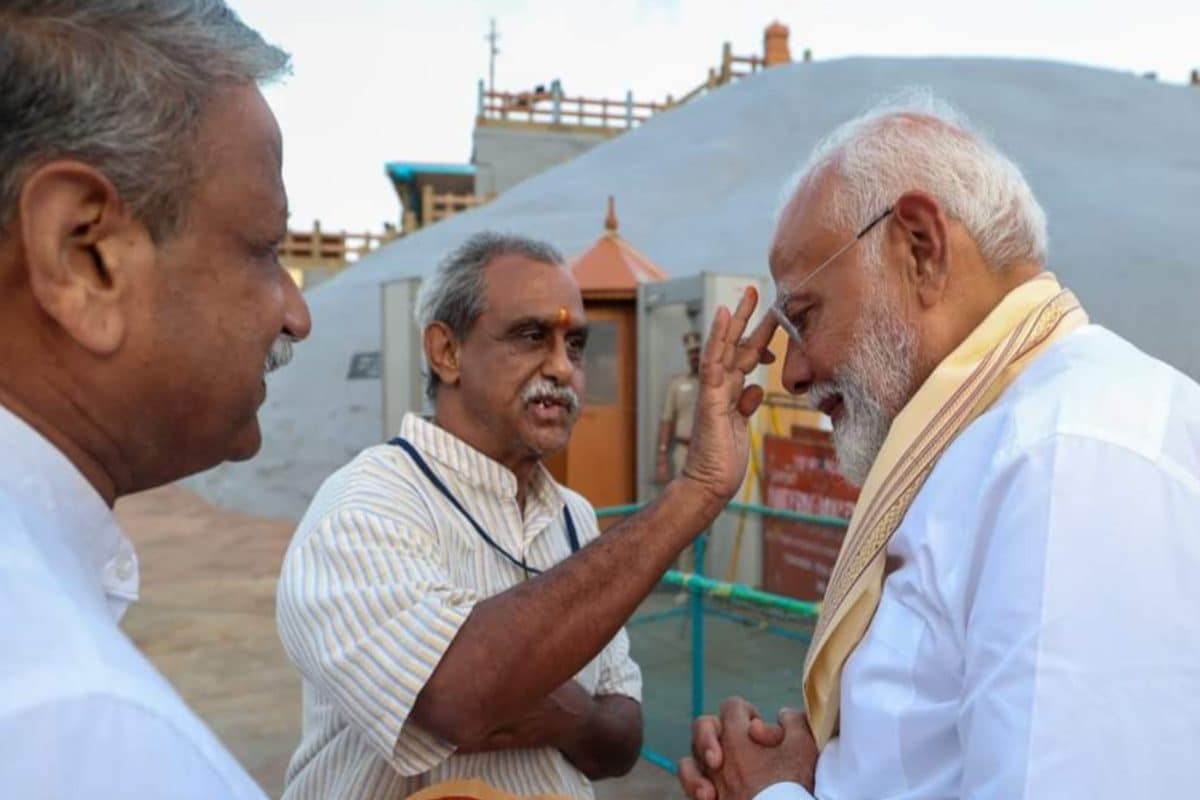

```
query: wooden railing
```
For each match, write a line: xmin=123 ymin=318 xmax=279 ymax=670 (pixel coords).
xmin=477 ymin=79 xmax=666 ymax=131
xmin=674 ymin=42 xmax=779 ymax=106
xmin=412 ymin=185 xmax=493 ymax=230
xmin=280 ymin=223 xmax=398 ymax=267
xmin=476 ymin=35 xmax=800 ymax=135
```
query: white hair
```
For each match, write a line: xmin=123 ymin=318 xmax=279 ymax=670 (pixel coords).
xmin=780 ymin=88 xmax=1048 ymax=270
xmin=415 ymin=231 xmax=565 ymax=399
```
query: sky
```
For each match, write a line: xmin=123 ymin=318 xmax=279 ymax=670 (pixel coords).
xmin=227 ymin=0 xmax=1198 ymax=233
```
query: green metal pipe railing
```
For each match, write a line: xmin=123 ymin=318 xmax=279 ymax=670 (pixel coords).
xmin=594 ymin=499 xmax=850 ymax=529
xmin=602 ymin=497 xmax=847 ymax=775
xmin=593 ymin=502 xmax=644 ymax=518
xmin=660 ymin=568 xmax=821 ymax=618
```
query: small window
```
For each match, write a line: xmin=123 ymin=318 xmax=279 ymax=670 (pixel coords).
xmin=583 ymin=321 xmax=619 ymax=405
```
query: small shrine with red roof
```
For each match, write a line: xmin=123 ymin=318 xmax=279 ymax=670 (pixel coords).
xmin=544 ymin=198 xmax=666 ymax=513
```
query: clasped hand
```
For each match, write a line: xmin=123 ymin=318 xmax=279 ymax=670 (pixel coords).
xmin=678 ymin=697 xmax=819 ymax=800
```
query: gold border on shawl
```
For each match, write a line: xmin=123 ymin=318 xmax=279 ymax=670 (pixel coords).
xmin=802 ymin=287 xmax=1085 ymax=724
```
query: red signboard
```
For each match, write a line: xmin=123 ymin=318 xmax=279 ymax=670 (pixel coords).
xmin=761 ymin=430 xmax=859 ymax=602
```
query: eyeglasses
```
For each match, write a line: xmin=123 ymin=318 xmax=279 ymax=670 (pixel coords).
xmin=771 ymin=206 xmax=894 ymax=344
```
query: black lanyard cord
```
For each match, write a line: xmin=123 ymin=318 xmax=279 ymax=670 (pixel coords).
xmin=388 ymin=437 xmax=579 ymax=576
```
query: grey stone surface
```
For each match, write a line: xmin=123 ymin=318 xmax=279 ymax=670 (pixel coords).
xmin=473 ymin=124 xmax=612 ymax=195
xmin=187 ymin=57 xmax=1200 ymax=519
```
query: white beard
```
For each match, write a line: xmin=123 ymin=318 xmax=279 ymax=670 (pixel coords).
xmin=807 ymin=282 xmax=918 ymax=486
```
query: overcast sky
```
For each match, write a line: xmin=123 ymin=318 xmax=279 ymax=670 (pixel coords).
xmin=227 ymin=0 xmax=1198 ymax=233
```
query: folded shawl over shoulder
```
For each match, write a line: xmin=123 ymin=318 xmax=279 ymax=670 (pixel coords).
xmin=802 ymin=273 xmax=1088 ymax=748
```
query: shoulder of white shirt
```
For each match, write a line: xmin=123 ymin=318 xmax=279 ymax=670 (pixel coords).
xmin=986 ymin=324 xmax=1195 ymax=464
xmin=0 ymin=512 xmax=264 ymax=796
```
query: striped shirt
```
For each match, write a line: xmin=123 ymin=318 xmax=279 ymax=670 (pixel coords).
xmin=276 ymin=414 xmax=642 ymax=799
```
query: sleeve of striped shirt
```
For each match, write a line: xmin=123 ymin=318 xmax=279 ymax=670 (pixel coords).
xmin=277 ymin=500 xmax=480 ymax=776
xmin=595 ymin=627 xmax=643 ymax=701
xmin=567 ymin=494 xmax=643 ymax=702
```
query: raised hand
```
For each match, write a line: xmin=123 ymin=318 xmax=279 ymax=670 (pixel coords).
xmin=679 ymin=286 xmax=777 ymax=505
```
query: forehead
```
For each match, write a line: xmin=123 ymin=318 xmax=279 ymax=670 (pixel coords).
xmin=188 ymin=84 xmax=286 ymax=230
xmin=768 ymin=167 xmax=844 ymax=292
xmin=481 ymin=253 xmax=584 ymax=321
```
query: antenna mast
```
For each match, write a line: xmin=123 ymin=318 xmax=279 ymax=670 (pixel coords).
xmin=485 ymin=18 xmax=500 ymax=93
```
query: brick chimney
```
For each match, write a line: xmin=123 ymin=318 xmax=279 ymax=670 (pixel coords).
xmin=763 ymin=21 xmax=792 ymax=67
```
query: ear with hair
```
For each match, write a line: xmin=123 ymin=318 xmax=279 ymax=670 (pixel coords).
xmin=423 ymin=321 xmax=462 ymax=391
xmin=18 ymin=160 xmax=150 ymax=354
xmin=891 ymin=189 xmax=950 ymax=309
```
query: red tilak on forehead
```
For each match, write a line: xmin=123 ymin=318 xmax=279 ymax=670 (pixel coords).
xmin=555 ymin=307 xmax=570 ymax=329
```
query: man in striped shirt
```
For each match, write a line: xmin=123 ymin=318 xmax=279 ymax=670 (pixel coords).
xmin=277 ymin=231 xmax=777 ymax=798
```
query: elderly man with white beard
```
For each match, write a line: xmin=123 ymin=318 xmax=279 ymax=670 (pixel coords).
xmin=679 ymin=92 xmax=1200 ymax=800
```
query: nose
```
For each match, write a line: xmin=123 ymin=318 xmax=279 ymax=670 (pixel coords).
xmin=543 ymin=333 xmax=575 ymax=385
xmin=780 ymin=338 xmax=813 ymax=397
xmin=281 ymin=268 xmax=313 ymax=341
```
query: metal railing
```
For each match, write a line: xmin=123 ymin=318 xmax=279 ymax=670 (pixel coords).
xmin=595 ymin=499 xmax=849 ymax=774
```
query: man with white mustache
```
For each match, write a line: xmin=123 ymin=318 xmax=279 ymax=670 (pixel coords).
xmin=679 ymin=92 xmax=1200 ymax=800
xmin=0 ymin=2 xmax=312 ymax=797
xmin=276 ymin=231 xmax=779 ymax=799
xmin=802 ymin=266 xmax=917 ymax=487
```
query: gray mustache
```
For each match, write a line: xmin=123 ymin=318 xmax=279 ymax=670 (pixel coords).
xmin=521 ymin=379 xmax=580 ymax=412
xmin=265 ymin=335 xmax=296 ymax=373
xmin=806 ymin=381 xmax=839 ymax=412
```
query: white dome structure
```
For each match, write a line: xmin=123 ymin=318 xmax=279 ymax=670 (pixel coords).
xmin=188 ymin=57 xmax=1200 ymax=518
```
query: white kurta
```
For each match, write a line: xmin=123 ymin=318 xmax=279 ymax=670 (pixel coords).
xmin=758 ymin=325 xmax=1200 ymax=800
xmin=0 ymin=406 xmax=265 ymax=799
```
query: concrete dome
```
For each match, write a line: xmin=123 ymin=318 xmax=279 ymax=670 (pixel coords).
xmin=188 ymin=57 xmax=1200 ymax=518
